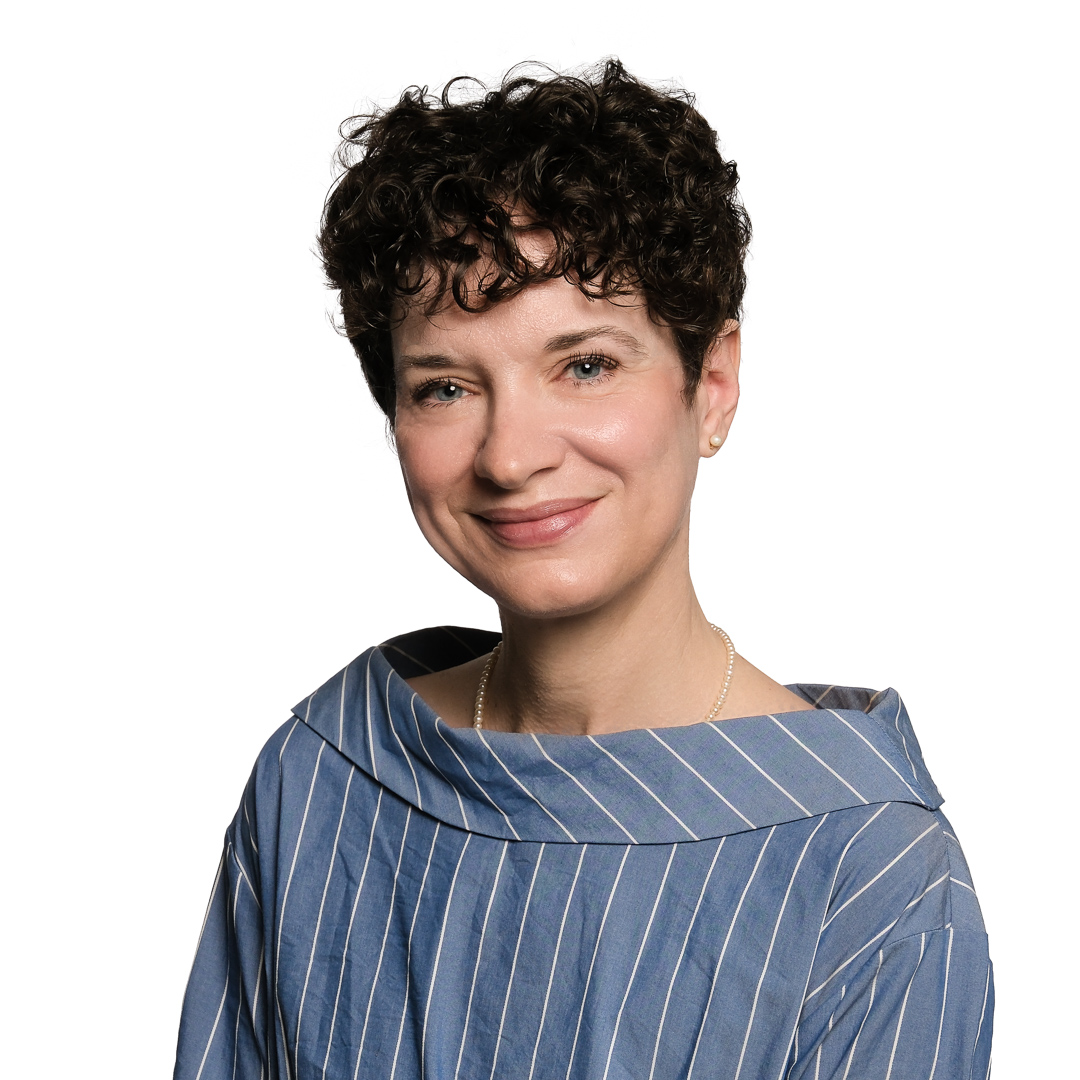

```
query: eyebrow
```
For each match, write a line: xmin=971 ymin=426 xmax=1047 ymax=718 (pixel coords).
xmin=396 ymin=325 xmax=648 ymax=371
xmin=543 ymin=326 xmax=648 ymax=355
xmin=397 ymin=354 xmax=458 ymax=370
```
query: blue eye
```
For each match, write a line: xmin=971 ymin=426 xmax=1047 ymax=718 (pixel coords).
xmin=431 ymin=382 xmax=465 ymax=402
xmin=569 ymin=359 xmax=606 ymax=380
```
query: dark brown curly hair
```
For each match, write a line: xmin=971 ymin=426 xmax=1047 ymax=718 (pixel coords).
xmin=318 ymin=59 xmax=751 ymax=420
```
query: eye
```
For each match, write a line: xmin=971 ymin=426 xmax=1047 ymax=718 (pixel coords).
xmin=413 ymin=378 xmax=469 ymax=406
xmin=565 ymin=354 xmax=614 ymax=382
xmin=431 ymin=381 xmax=466 ymax=402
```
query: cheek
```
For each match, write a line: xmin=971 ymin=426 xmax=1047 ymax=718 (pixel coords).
xmin=396 ymin=443 xmax=468 ymax=571
xmin=396 ymin=432 xmax=462 ymax=514
xmin=576 ymin=395 xmax=699 ymax=492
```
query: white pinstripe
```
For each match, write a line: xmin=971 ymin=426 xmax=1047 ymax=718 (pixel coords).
xmin=904 ymin=872 xmax=951 ymax=913
xmin=927 ymin=928 xmax=954 ymax=1080
xmin=734 ymin=815 xmax=830 ymax=1080
xmin=191 ymin=852 xmax=225 ymax=967
xmin=320 ymin=788 xmax=383 ymax=1080
xmin=822 ymin=823 xmax=937 ymax=930
xmin=586 ymin=737 xmax=699 ymax=839
xmin=390 ymin=823 xmax=442 ymax=1080
xmin=353 ymin=807 xmax=413 ymax=1080
xmin=647 ymin=729 xmax=755 ymax=827
xmin=337 ymin=666 xmax=348 ymax=750
xmin=780 ymin=807 xmax=889 ymax=1078
xmin=827 ymin=710 xmax=923 ymax=801
xmin=410 ymin=695 xmax=470 ymax=830
xmin=250 ymin=959 xmax=265 ymax=1078
xmin=380 ymin=642 xmax=435 ymax=673
xmin=708 ymin=722 xmax=812 ymax=815
xmin=769 ymin=715 xmax=868 ymax=803
xmin=818 ymin=803 xmax=891 ymax=928
xmin=421 ymin=833 xmax=472 ymax=1074
xmin=891 ymin=698 xmax=919 ymax=780
xmin=839 ymin=949 xmax=884 ymax=1080
xmin=885 ymin=932 xmax=927 ymax=1080
xmin=363 ymin=654 xmax=378 ymax=781
xmin=490 ymin=845 xmax=547 ymax=1080
xmin=229 ymin=845 xmax=261 ymax=910
xmin=434 ymin=720 xmax=521 ymax=839
xmin=381 ymin=669 xmax=423 ymax=808
xmin=295 ymin=767 xmax=356 ymax=1056
xmin=477 ymin=730 xmax=577 ymax=841
xmin=565 ymin=846 xmax=632 ymax=1080
xmin=529 ymin=845 xmax=589 ymax=1080
xmin=687 ymin=827 xmax=776 ymax=1080
xmin=531 ymin=734 xmax=637 ymax=842
xmin=602 ymin=845 xmax=679 ymax=1080
xmin=804 ymin=870 xmax=948 ymax=1003
xmin=278 ymin=716 xmax=301 ymax=761
xmin=647 ymin=838 xmax=726 ymax=1080
xmin=454 ymin=841 xmax=509 ymax=1080
xmin=973 ymin=958 xmax=992 ymax=1071
xmin=242 ymin=797 xmax=259 ymax=855
xmin=274 ymin=740 xmax=326 ymax=1080
xmin=193 ymin=953 xmax=231 ymax=1080
xmin=230 ymin=878 xmax=243 ymax=1080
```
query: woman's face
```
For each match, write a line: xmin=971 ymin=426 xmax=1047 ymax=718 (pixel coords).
xmin=391 ymin=275 xmax=740 ymax=619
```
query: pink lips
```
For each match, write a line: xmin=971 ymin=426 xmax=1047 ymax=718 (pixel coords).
xmin=475 ymin=498 xmax=599 ymax=548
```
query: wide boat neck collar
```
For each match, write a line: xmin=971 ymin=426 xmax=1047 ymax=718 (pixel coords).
xmin=292 ymin=626 xmax=942 ymax=844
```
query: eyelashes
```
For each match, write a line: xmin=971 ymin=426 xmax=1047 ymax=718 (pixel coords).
xmin=409 ymin=352 xmax=618 ymax=406
xmin=411 ymin=376 xmax=467 ymax=405
xmin=563 ymin=352 xmax=618 ymax=385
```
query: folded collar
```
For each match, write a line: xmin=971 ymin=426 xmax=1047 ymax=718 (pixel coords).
xmin=293 ymin=626 xmax=942 ymax=844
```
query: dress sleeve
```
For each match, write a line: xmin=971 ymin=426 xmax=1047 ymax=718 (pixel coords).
xmin=173 ymin=769 xmax=276 ymax=1080
xmin=786 ymin=926 xmax=993 ymax=1079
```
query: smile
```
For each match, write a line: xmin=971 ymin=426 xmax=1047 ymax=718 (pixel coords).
xmin=474 ymin=498 xmax=600 ymax=548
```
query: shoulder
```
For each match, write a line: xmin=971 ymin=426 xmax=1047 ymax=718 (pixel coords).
xmin=248 ymin=714 xmax=327 ymax=791
xmin=816 ymin=801 xmax=986 ymax=945
xmin=237 ymin=716 xmax=365 ymax=859
xmin=795 ymin=801 xmax=989 ymax=1027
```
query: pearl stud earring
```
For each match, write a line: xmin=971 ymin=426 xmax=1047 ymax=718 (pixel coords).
xmin=709 ymin=434 xmax=723 ymax=449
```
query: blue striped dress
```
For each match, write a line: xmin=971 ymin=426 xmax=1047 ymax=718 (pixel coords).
xmin=175 ymin=626 xmax=993 ymax=1080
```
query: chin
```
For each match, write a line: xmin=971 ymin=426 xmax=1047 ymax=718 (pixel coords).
xmin=468 ymin=564 xmax=619 ymax=621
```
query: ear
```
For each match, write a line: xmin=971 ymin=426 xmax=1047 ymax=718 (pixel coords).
xmin=697 ymin=321 xmax=741 ymax=456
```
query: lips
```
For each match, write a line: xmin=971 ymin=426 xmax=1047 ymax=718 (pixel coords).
xmin=474 ymin=498 xmax=599 ymax=547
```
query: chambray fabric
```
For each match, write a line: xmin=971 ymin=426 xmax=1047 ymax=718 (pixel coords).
xmin=175 ymin=626 xmax=993 ymax=1080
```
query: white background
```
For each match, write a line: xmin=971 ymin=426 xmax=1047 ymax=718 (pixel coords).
xmin=2 ymin=1 xmax=1076 ymax=1075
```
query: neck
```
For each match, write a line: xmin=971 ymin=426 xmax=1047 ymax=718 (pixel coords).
xmin=485 ymin=548 xmax=731 ymax=736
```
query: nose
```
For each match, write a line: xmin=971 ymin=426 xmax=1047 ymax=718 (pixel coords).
xmin=473 ymin=391 xmax=566 ymax=489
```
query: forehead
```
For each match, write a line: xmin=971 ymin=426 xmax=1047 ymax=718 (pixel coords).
xmin=391 ymin=275 xmax=668 ymax=363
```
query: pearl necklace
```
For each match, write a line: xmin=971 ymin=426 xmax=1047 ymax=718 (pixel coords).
xmin=472 ymin=624 xmax=736 ymax=730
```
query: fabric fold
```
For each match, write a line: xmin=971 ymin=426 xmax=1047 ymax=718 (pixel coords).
xmin=292 ymin=626 xmax=942 ymax=843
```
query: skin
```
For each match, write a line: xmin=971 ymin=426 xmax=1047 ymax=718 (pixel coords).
xmin=395 ymin=273 xmax=810 ymax=734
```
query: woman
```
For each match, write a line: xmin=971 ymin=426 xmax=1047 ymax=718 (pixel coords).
xmin=175 ymin=61 xmax=993 ymax=1079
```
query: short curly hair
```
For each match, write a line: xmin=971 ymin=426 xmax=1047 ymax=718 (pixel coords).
xmin=318 ymin=59 xmax=751 ymax=420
